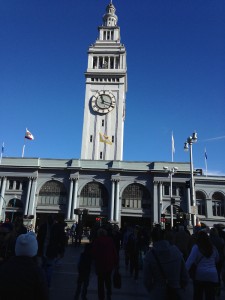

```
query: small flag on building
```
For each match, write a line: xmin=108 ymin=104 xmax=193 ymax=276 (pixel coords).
xmin=99 ymin=133 xmax=112 ymax=145
xmin=25 ymin=129 xmax=34 ymax=140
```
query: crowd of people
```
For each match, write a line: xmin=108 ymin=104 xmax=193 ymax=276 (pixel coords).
xmin=74 ymin=221 xmax=225 ymax=300
xmin=0 ymin=214 xmax=225 ymax=300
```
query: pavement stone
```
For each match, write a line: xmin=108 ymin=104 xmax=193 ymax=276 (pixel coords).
xmin=49 ymin=242 xmax=225 ymax=300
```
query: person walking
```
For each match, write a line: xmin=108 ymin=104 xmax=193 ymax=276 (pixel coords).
xmin=74 ymin=243 xmax=93 ymax=300
xmin=37 ymin=214 xmax=67 ymax=286
xmin=0 ymin=232 xmax=49 ymax=300
xmin=186 ymin=230 xmax=220 ymax=300
xmin=92 ymin=228 xmax=118 ymax=300
xmin=143 ymin=226 xmax=189 ymax=300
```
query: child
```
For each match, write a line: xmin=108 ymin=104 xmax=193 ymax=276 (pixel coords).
xmin=74 ymin=243 xmax=92 ymax=300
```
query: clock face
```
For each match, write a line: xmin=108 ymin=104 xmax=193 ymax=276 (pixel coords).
xmin=91 ymin=91 xmax=116 ymax=114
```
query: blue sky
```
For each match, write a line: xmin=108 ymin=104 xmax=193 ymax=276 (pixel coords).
xmin=1 ymin=0 xmax=225 ymax=175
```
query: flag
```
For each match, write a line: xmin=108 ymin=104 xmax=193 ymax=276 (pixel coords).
xmin=25 ymin=129 xmax=34 ymax=140
xmin=1 ymin=142 xmax=4 ymax=154
xmin=99 ymin=133 xmax=112 ymax=145
xmin=205 ymin=149 xmax=207 ymax=160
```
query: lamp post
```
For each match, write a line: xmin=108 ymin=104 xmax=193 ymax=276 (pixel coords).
xmin=184 ymin=131 xmax=197 ymax=227
xmin=163 ymin=166 xmax=178 ymax=228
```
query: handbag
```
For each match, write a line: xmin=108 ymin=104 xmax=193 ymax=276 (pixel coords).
xmin=113 ymin=269 xmax=121 ymax=289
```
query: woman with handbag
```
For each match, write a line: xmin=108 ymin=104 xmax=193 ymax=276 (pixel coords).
xmin=186 ymin=230 xmax=220 ymax=300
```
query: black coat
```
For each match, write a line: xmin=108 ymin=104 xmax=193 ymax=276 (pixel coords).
xmin=0 ymin=256 xmax=49 ymax=300
xmin=37 ymin=222 xmax=66 ymax=258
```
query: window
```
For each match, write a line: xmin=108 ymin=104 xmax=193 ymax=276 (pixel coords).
xmin=93 ymin=57 xmax=97 ymax=69
xmin=9 ymin=180 xmax=14 ymax=190
xmin=122 ymin=183 xmax=151 ymax=209
xmin=112 ymin=136 xmax=114 ymax=143
xmin=38 ymin=180 xmax=67 ymax=206
xmin=196 ymin=191 xmax=206 ymax=215
xmin=16 ymin=181 xmax=20 ymax=190
xmin=172 ymin=186 xmax=176 ymax=196
xmin=100 ymin=152 xmax=103 ymax=159
xmin=164 ymin=185 xmax=169 ymax=196
xmin=80 ymin=182 xmax=108 ymax=207
xmin=90 ymin=135 xmax=93 ymax=142
xmin=212 ymin=192 xmax=224 ymax=217
xmin=102 ymin=120 xmax=104 ymax=126
xmin=178 ymin=187 xmax=184 ymax=197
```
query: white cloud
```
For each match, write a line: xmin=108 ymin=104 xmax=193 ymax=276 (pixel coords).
xmin=203 ymin=169 xmax=225 ymax=176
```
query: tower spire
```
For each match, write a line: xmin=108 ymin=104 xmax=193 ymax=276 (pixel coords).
xmin=103 ymin=1 xmax=117 ymax=27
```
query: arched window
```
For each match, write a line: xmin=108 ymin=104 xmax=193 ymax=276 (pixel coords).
xmin=212 ymin=192 xmax=225 ymax=217
xmin=38 ymin=180 xmax=67 ymax=206
xmin=196 ymin=191 xmax=206 ymax=216
xmin=8 ymin=198 xmax=23 ymax=208
xmin=80 ymin=182 xmax=108 ymax=207
xmin=122 ymin=183 xmax=151 ymax=209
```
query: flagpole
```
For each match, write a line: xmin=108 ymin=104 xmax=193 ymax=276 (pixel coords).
xmin=0 ymin=142 xmax=4 ymax=164
xmin=22 ymin=138 xmax=26 ymax=158
xmin=205 ymin=148 xmax=208 ymax=177
xmin=172 ymin=131 xmax=175 ymax=162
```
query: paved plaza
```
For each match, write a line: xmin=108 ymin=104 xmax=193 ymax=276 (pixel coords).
xmin=49 ymin=241 xmax=225 ymax=300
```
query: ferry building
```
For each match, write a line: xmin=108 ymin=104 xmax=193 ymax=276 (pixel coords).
xmin=0 ymin=2 xmax=224 ymax=229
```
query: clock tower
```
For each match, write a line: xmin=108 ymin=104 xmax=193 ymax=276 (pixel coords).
xmin=81 ymin=1 xmax=127 ymax=160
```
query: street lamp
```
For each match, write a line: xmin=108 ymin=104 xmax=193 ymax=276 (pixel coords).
xmin=163 ymin=166 xmax=178 ymax=228
xmin=184 ymin=131 xmax=197 ymax=227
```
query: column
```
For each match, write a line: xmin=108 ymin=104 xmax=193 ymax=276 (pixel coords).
xmin=67 ymin=179 xmax=74 ymax=220
xmin=24 ymin=178 xmax=32 ymax=216
xmin=115 ymin=180 xmax=120 ymax=224
xmin=153 ymin=181 xmax=159 ymax=224
xmin=28 ymin=178 xmax=37 ymax=216
xmin=0 ymin=177 xmax=7 ymax=221
xmin=159 ymin=182 xmax=163 ymax=220
xmin=110 ymin=180 xmax=115 ymax=222
xmin=71 ymin=178 xmax=79 ymax=220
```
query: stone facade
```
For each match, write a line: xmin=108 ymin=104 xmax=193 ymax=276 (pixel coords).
xmin=0 ymin=158 xmax=224 ymax=229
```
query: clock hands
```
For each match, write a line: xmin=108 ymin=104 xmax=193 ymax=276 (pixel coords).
xmin=100 ymin=95 xmax=111 ymax=107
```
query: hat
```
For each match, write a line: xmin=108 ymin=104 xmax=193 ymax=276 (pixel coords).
xmin=15 ymin=232 xmax=38 ymax=257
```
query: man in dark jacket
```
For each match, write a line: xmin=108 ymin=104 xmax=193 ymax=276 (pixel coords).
xmin=0 ymin=232 xmax=49 ymax=300
xmin=92 ymin=228 xmax=118 ymax=300
xmin=37 ymin=214 xmax=67 ymax=286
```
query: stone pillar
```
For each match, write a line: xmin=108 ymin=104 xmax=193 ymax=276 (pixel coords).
xmin=115 ymin=180 xmax=120 ymax=224
xmin=0 ymin=177 xmax=7 ymax=221
xmin=110 ymin=180 xmax=115 ymax=222
xmin=71 ymin=178 xmax=79 ymax=221
xmin=153 ymin=181 xmax=159 ymax=224
xmin=28 ymin=178 xmax=37 ymax=216
xmin=67 ymin=178 xmax=74 ymax=220
xmin=159 ymin=182 xmax=163 ymax=220
xmin=24 ymin=178 xmax=32 ymax=216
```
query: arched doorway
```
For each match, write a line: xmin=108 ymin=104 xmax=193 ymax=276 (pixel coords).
xmin=36 ymin=180 xmax=67 ymax=228
xmin=121 ymin=183 xmax=152 ymax=228
xmin=79 ymin=182 xmax=109 ymax=227
xmin=5 ymin=198 xmax=24 ymax=222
